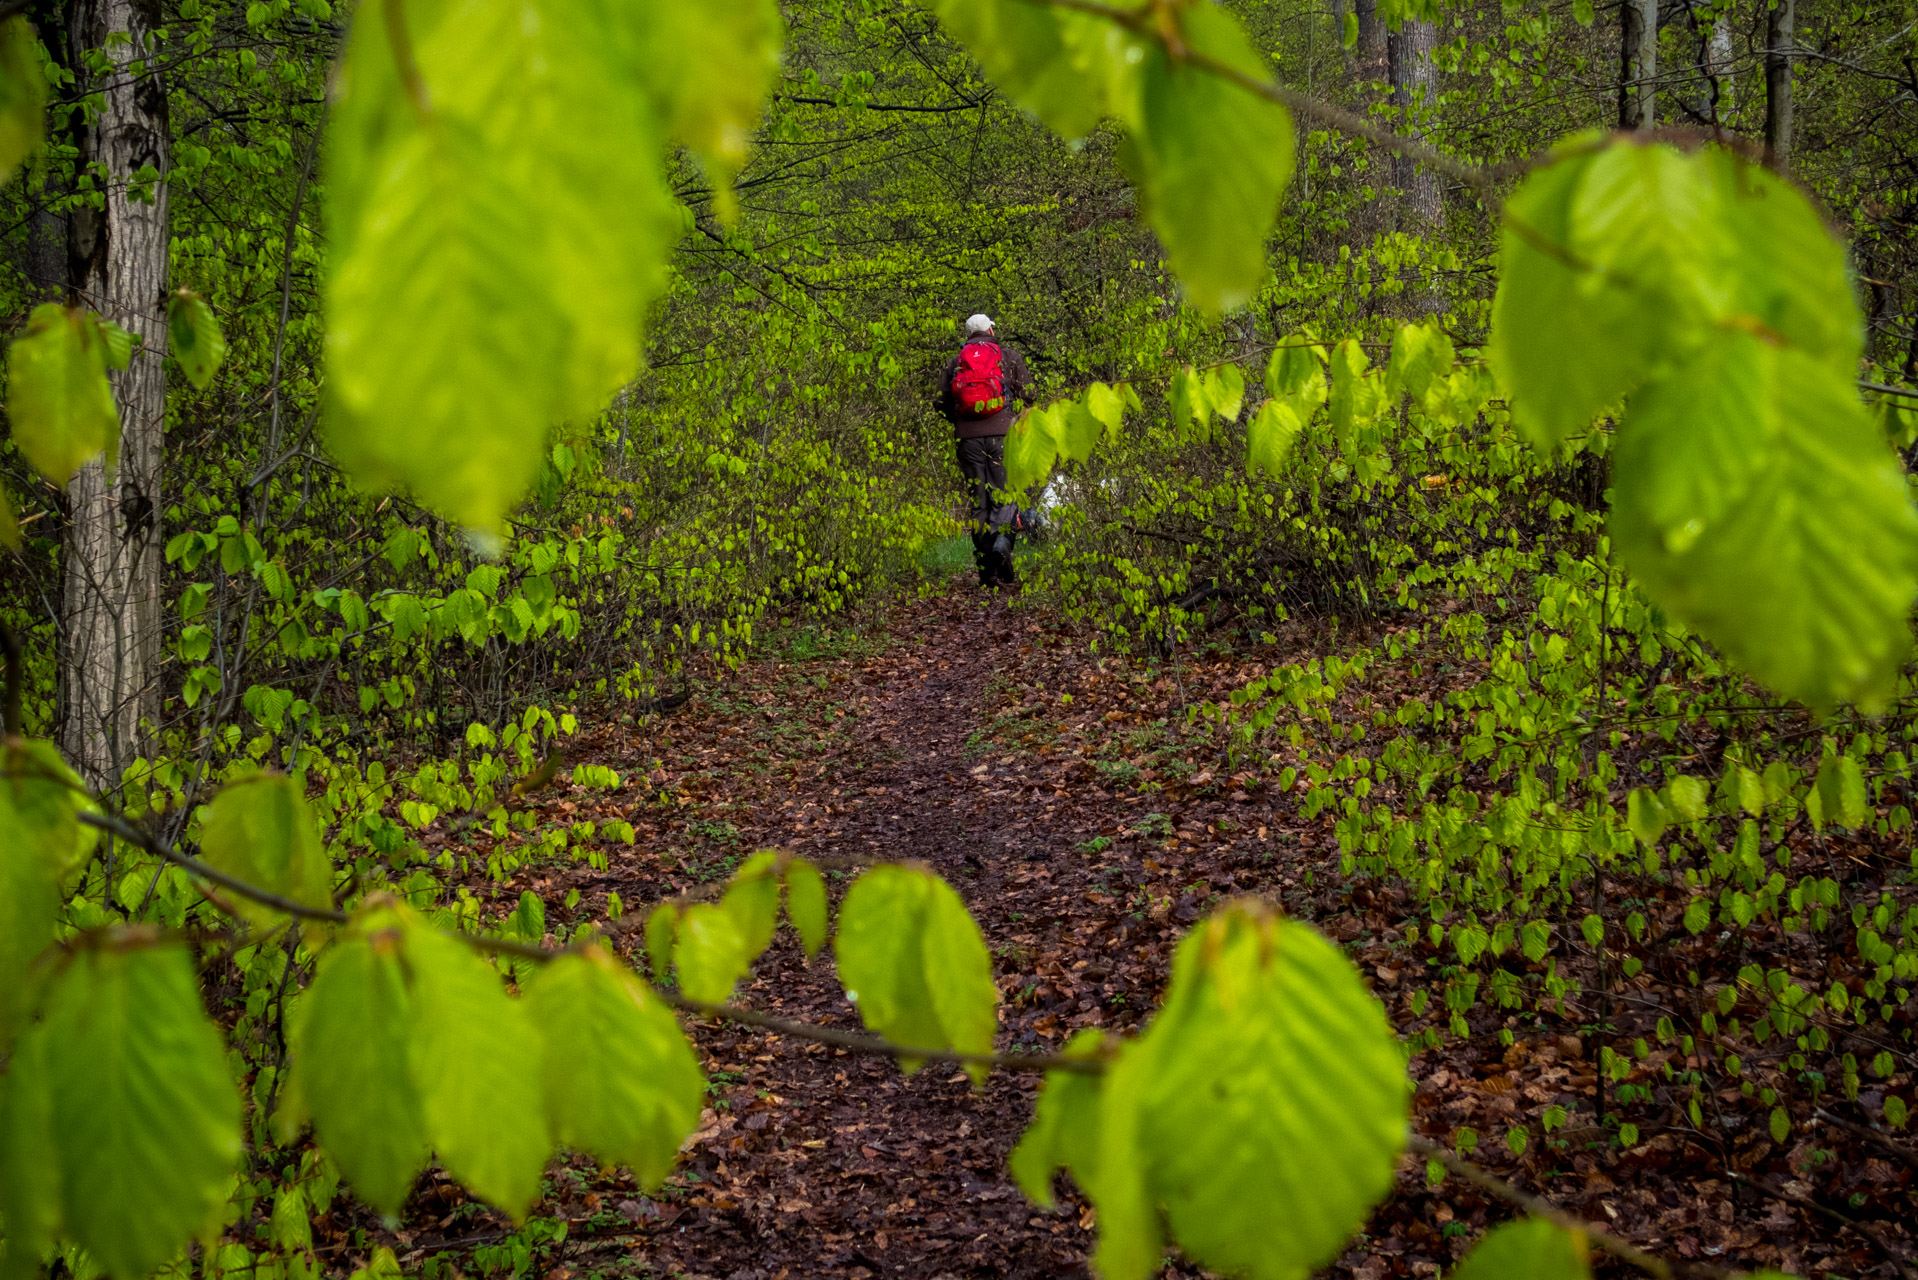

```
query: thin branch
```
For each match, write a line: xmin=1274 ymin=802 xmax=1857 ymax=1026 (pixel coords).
xmin=658 ymin=991 xmax=1108 ymax=1075
xmin=1814 ymin=1106 xmax=1918 ymax=1177
xmin=0 ymin=620 xmax=22 ymax=738
xmin=776 ymin=94 xmax=983 ymax=114
xmin=1406 ymin=1135 xmax=1717 ymax=1280
xmin=75 ymin=809 xmax=352 ymax=923
xmin=1727 ymin=1171 xmax=1918 ymax=1280
xmin=1023 ymin=0 xmax=1509 ymax=206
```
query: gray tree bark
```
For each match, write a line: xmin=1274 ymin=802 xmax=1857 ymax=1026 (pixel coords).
xmin=1619 ymin=0 xmax=1658 ymax=128
xmin=1764 ymin=0 xmax=1794 ymax=168
xmin=1352 ymin=0 xmax=1390 ymax=89
xmin=60 ymin=0 xmax=169 ymax=787
xmin=1388 ymin=17 xmax=1441 ymax=228
xmin=1700 ymin=9 xmax=1734 ymax=124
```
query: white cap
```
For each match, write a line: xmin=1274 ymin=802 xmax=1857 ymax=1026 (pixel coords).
xmin=964 ymin=312 xmax=994 ymax=336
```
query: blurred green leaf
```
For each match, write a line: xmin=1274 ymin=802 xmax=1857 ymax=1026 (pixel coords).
xmin=404 ymin=924 xmax=549 ymax=1217
xmin=43 ymin=946 xmax=241 ymax=1280
xmin=784 ymin=856 xmax=828 ymax=959
xmin=290 ymin=924 xmax=426 ymax=1214
xmin=720 ymin=849 xmax=781 ymax=959
xmin=168 ymin=290 xmax=227 ymax=391
xmin=0 ymin=17 xmax=45 ymax=186
xmin=834 ymin=865 xmax=996 ymax=1075
xmin=7 ymin=304 xmax=120 ymax=485
xmin=1450 ymin=1219 xmax=1590 ymax=1280
xmin=524 ymin=947 xmax=704 ymax=1188
xmin=674 ymin=901 xmax=749 ymax=1003
xmin=199 ymin=773 xmax=333 ymax=928
xmin=1119 ymin=4 xmax=1293 ymax=313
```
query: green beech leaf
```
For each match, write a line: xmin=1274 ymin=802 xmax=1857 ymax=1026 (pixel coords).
xmin=1451 ymin=1219 xmax=1590 ymax=1280
xmin=0 ymin=744 xmax=69 ymax=1046
xmin=1705 ymin=150 xmax=1859 ymax=373
xmin=920 ymin=874 xmax=998 ymax=1084
xmin=1170 ymin=366 xmax=1208 ymax=432
xmin=1008 ymin=1029 xmax=1109 ymax=1209
xmin=1119 ymin=4 xmax=1293 ymax=313
xmin=1246 ymin=399 xmax=1301 ymax=478
xmin=674 ymin=902 xmax=749 ymax=1004
xmin=1386 ymin=321 xmax=1455 ymax=400
xmin=644 ymin=902 xmax=678 ymax=984
xmin=1004 ymin=405 xmax=1061 ymax=493
xmin=1125 ymin=904 xmax=1408 ymax=1280
xmin=1490 ymin=139 xmax=1643 ymax=448
xmin=1203 ymin=364 xmax=1245 ymax=422
xmin=1328 ymin=339 xmax=1383 ymax=441
xmin=43 ymin=945 xmax=241 ymax=1280
xmin=324 ymin=0 xmax=686 ymax=532
xmin=523 ymin=947 xmax=704 ymax=1188
xmin=1813 ymin=752 xmax=1868 ymax=829
xmin=1 ymin=739 xmax=99 ymax=881
xmin=0 ymin=17 xmax=45 ymax=186
xmin=720 ymin=850 xmax=781 ymax=959
xmin=0 ymin=1023 xmax=57 ymax=1280
xmin=834 ymin=865 xmax=997 ymax=1073
xmin=1664 ymin=775 xmax=1709 ymax=822
xmin=198 ymin=772 xmax=333 ymax=927
xmin=7 ymin=303 xmax=120 ymax=485
xmin=634 ymin=0 xmax=782 ymax=211
xmin=925 ymin=0 xmax=1139 ymax=139
xmin=1626 ymin=787 xmax=1668 ymax=846
xmin=784 ymin=856 xmax=828 ymax=959
xmin=1266 ymin=336 xmax=1325 ymax=398
xmin=290 ymin=925 xmax=427 ymax=1213
xmin=404 ymin=923 xmax=549 ymax=1216
xmin=1610 ymin=345 xmax=1918 ymax=711
xmin=167 ymin=290 xmax=227 ymax=390
xmin=0 ymin=481 xmax=18 ymax=550
xmin=1084 ymin=382 xmax=1127 ymax=439
xmin=1056 ymin=400 xmax=1103 ymax=464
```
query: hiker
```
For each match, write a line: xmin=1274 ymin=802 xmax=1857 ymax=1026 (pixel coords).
xmin=935 ymin=313 xmax=1032 ymax=589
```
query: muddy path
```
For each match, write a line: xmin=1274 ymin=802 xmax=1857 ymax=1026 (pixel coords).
xmin=377 ymin=583 xmax=1853 ymax=1280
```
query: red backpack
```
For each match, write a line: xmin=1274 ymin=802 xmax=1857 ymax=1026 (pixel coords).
xmin=951 ymin=341 xmax=1006 ymax=417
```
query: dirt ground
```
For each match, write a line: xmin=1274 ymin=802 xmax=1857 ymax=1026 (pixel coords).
xmin=341 ymin=583 xmax=1906 ymax=1280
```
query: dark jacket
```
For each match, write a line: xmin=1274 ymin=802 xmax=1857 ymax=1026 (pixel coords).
xmin=936 ymin=337 xmax=1032 ymax=440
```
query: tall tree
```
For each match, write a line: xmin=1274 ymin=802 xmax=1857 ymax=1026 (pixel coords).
xmin=59 ymin=0 xmax=169 ymax=785
xmin=1619 ymin=0 xmax=1658 ymax=128
xmin=1697 ymin=1 xmax=1734 ymax=123
xmin=1765 ymin=0 xmax=1795 ymax=167
xmin=1388 ymin=18 xmax=1441 ymax=227
xmin=1352 ymin=0 xmax=1389 ymax=88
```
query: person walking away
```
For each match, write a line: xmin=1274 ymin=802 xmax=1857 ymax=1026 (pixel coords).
xmin=936 ymin=313 xmax=1031 ymax=588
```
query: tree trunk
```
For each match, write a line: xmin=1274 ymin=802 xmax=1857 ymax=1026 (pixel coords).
xmin=1698 ymin=10 xmax=1734 ymax=124
xmin=1619 ymin=0 xmax=1658 ymax=129
xmin=1352 ymin=0 xmax=1390 ymax=90
xmin=1388 ymin=18 xmax=1441 ymax=228
xmin=1764 ymin=0 xmax=1794 ymax=168
xmin=60 ymin=0 xmax=169 ymax=787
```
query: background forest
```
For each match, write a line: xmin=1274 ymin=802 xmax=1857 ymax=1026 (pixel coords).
xmin=4 ymin=0 xmax=1918 ymax=1277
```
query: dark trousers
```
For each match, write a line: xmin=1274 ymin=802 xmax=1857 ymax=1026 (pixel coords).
xmin=956 ymin=435 xmax=1016 ymax=585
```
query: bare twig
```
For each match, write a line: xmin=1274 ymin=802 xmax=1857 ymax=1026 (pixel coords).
xmin=1406 ymin=1135 xmax=1720 ymax=1280
xmin=658 ymin=991 xmax=1108 ymax=1076
xmin=1728 ymin=1171 xmax=1918 ymax=1280
xmin=76 ymin=809 xmax=351 ymax=923
xmin=1814 ymin=1106 xmax=1918 ymax=1176
xmin=0 ymin=619 xmax=22 ymax=739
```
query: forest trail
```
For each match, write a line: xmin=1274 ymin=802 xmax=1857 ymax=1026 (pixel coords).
xmin=428 ymin=584 xmax=1841 ymax=1280
xmin=515 ymin=584 xmax=1279 ymax=1280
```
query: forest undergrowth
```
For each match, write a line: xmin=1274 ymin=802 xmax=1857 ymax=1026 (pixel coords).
xmin=269 ymin=565 xmax=1916 ymax=1280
